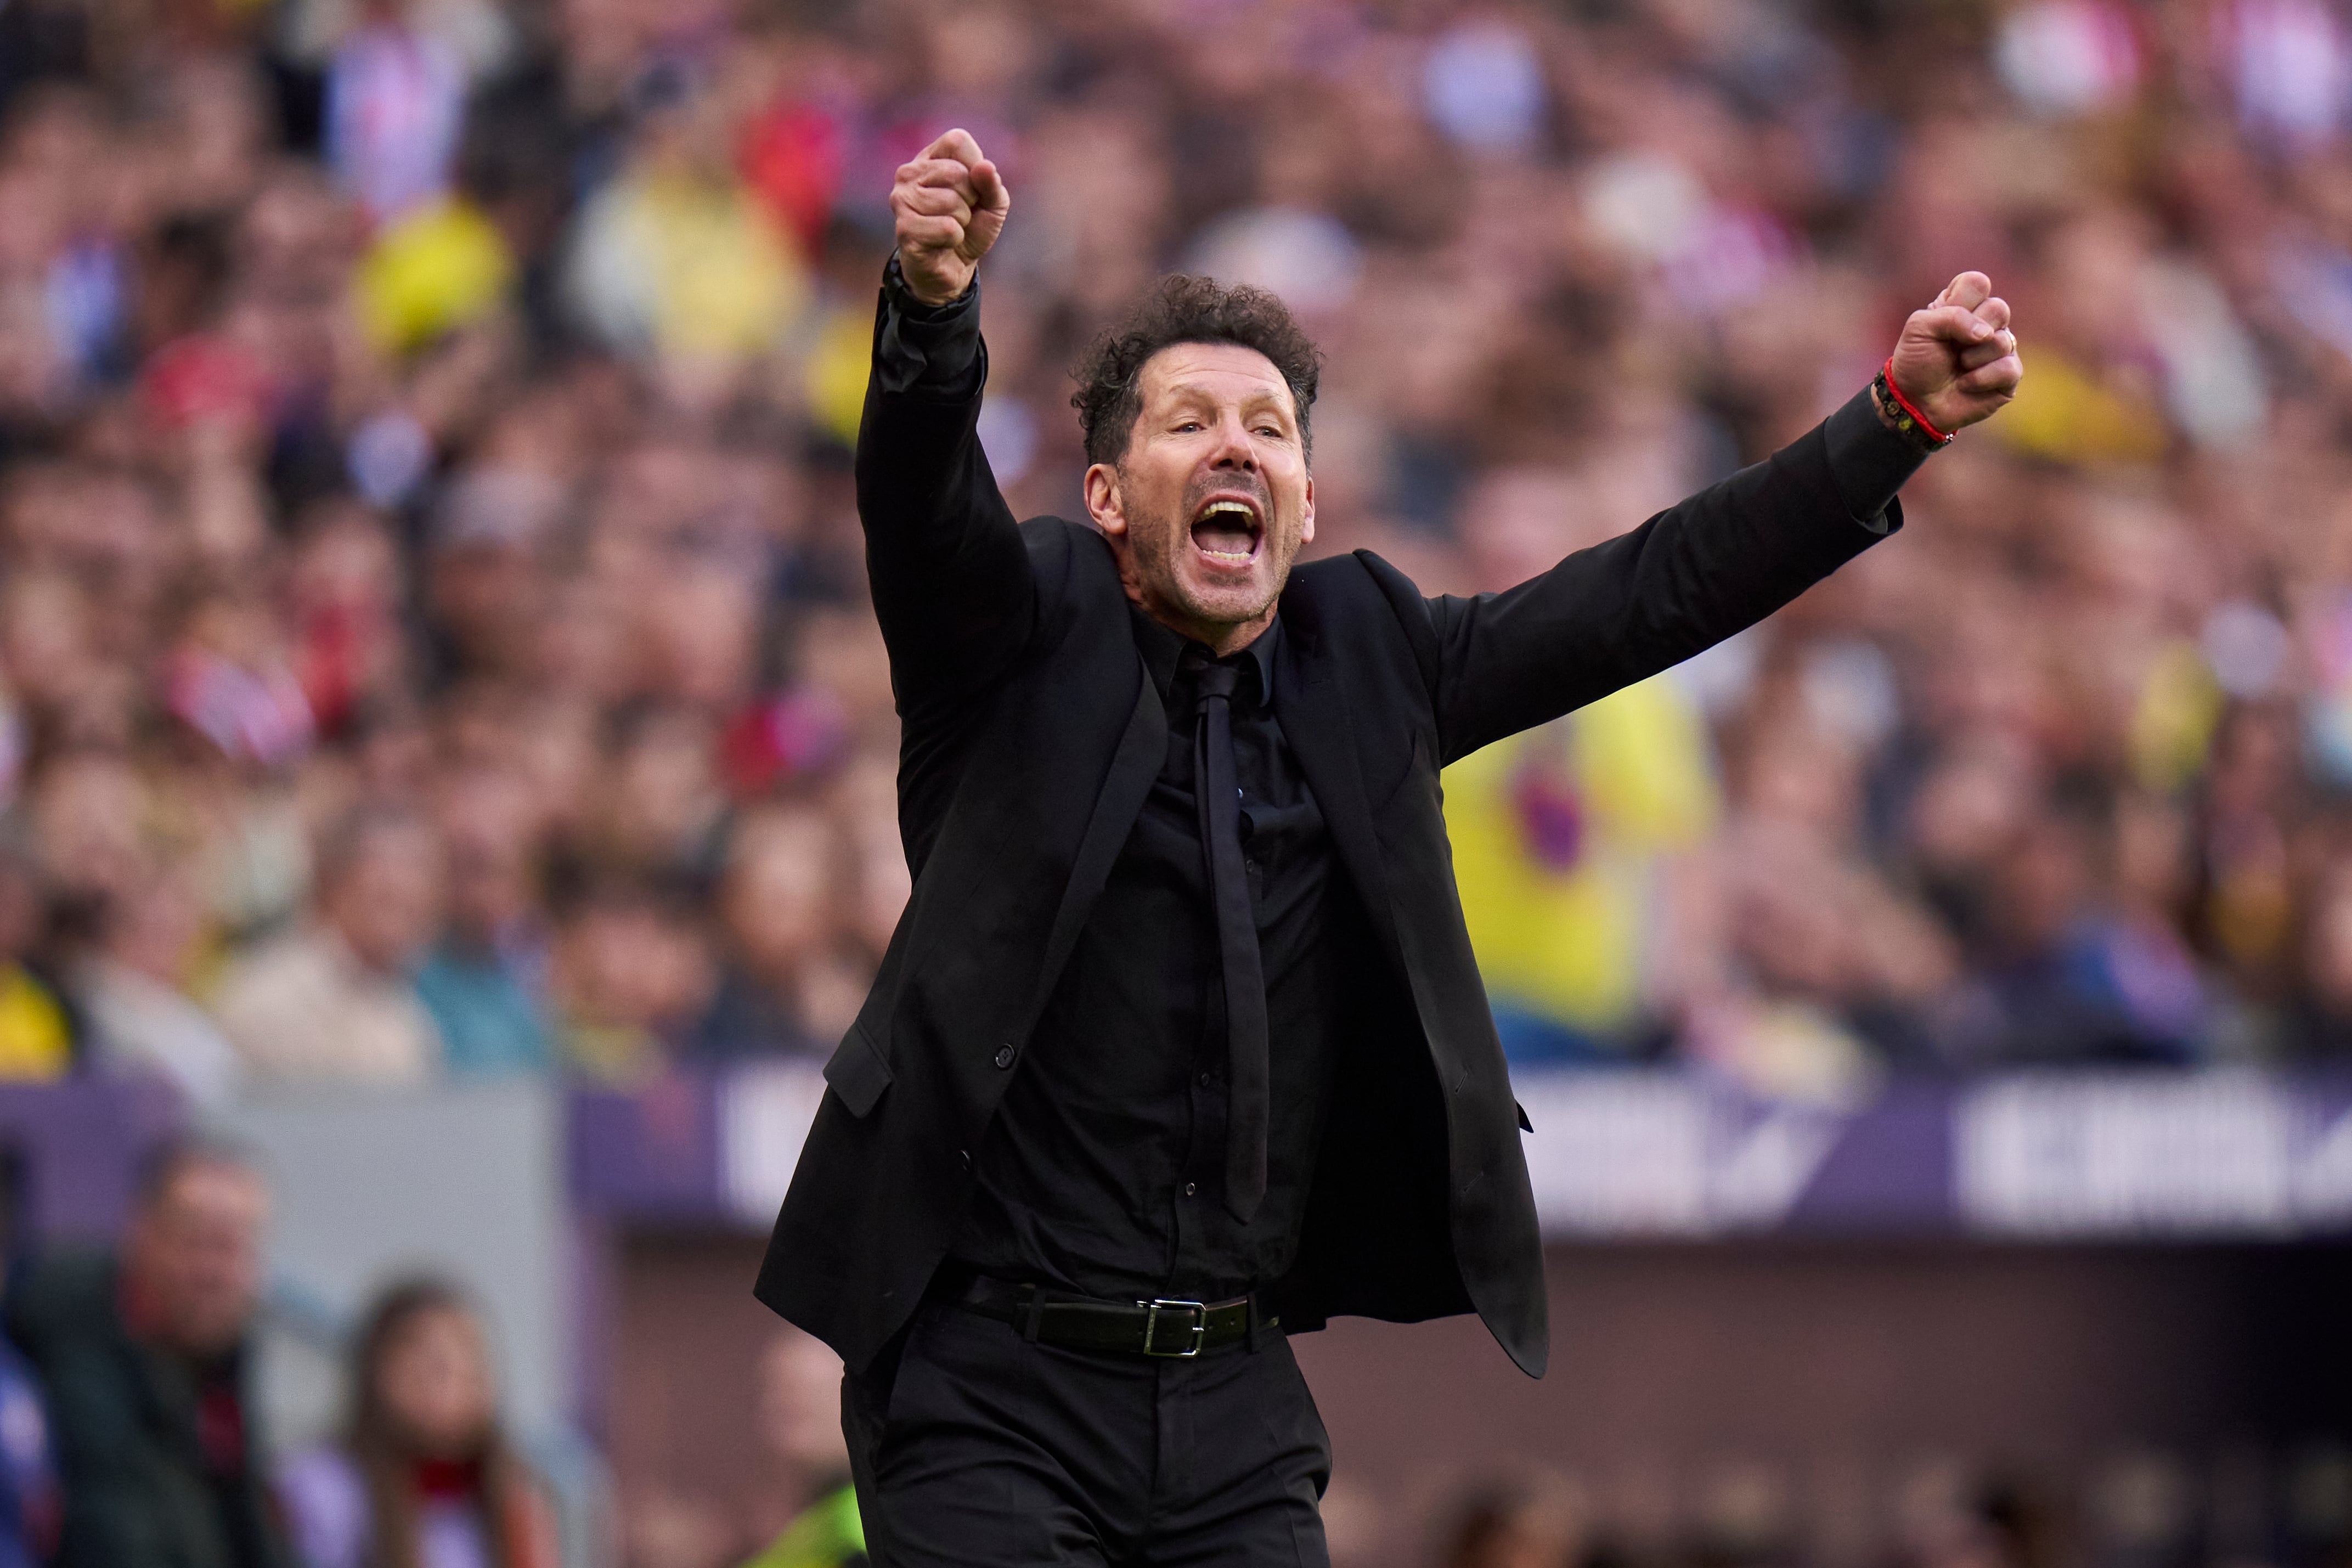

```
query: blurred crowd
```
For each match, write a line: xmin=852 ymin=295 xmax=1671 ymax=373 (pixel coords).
xmin=6 ymin=0 xmax=2352 ymax=1108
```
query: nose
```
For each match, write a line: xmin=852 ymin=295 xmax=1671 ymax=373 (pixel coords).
xmin=1208 ymin=411 xmax=1257 ymax=472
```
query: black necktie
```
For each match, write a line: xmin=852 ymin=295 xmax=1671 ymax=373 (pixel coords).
xmin=1192 ymin=661 xmax=1270 ymax=1222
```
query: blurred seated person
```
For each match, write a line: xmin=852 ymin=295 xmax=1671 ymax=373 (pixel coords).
xmin=72 ymin=858 xmax=241 ymax=1109
xmin=0 ymin=839 xmax=73 ymax=1082
xmin=689 ymin=804 xmax=862 ymax=1063
xmin=1938 ymin=789 xmax=2206 ymax=1067
xmin=414 ymin=768 xmax=552 ymax=1080
xmin=7 ymin=1139 xmax=286 ymax=1568
xmin=213 ymin=805 xmax=446 ymax=1087
xmin=1437 ymin=467 xmax=1721 ymax=1065
xmin=546 ymin=877 xmax=712 ymax=1084
xmin=741 ymin=1326 xmax=862 ymax=1568
xmin=277 ymin=1279 xmax=557 ymax=1568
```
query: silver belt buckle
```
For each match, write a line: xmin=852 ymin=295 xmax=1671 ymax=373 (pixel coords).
xmin=1139 ymin=1298 xmax=1207 ymax=1357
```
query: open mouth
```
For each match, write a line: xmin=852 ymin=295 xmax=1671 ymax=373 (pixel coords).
xmin=1189 ymin=497 xmax=1264 ymax=566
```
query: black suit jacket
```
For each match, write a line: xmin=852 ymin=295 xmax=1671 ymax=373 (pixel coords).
xmin=754 ymin=302 xmax=1902 ymax=1379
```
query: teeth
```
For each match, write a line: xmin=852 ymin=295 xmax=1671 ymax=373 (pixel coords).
xmin=1198 ymin=501 xmax=1254 ymax=521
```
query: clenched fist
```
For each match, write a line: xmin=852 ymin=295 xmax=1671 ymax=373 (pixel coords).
xmin=1888 ymin=271 xmax=2023 ymax=436
xmin=892 ymin=128 xmax=1011 ymax=307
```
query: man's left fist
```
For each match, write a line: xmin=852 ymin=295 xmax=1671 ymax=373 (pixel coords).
xmin=1887 ymin=271 xmax=2023 ymax=435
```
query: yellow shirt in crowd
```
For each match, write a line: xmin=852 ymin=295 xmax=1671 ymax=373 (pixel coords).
xmin=1442 ymin=676 xmax=1718 ymax=1039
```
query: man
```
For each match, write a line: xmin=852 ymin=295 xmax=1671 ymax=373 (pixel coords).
xmin=9 ymin=1140 xmax=287 ymax=1568
xmin=212 ymin=804 xmax=445 ymax=1086
xmin=756 ymin=128 xmax=2021 ymax=1565
xmin=741 ymin=1327 xmax=866 ymax=1568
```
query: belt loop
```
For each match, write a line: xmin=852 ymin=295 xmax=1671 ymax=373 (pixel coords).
xmin=1246 ymin=1291 xmax=1270 ymax=1352
xmin=1017 ymin=1284 xmax=1046 ymax=1343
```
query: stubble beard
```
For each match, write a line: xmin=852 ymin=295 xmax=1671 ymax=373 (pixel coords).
xmin=1141 ymin=507 xmax=1290 ymax=634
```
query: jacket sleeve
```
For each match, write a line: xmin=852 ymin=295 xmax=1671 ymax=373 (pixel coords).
xmin=854 ymin=270 xmax=1037 ymax=722
xmin=1422 ymin=394 xmax=1909 ymax=766
xmin=36 ymin=1338 xmax=179 ymax=1568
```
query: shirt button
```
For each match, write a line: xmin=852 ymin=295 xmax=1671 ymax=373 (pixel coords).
xmin=1183 ymin=1182 xmax=1198 ymax=1197
xmin=992 ymin=1044 xmax=1017 ymax=1069
xmin=1199 ymin=1070 xmax=1212 ymax=1087
xmin=958 ymin=1148 xmax=972 ymax=1172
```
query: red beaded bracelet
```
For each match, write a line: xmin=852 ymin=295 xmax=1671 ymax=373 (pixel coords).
xmin=1877 ymin=357 xmax=1954 ymax=448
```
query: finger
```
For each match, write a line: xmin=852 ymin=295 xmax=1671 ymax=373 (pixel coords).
xmin=969 ymin=157 xmax=1011 ymax=216
xmin=903 ymin=158 xmax=982 ymax=196
xmin=1955 ymin=329 xmax=2016 ymax=372
xmin=1957 ymin=354 xmax=2023 ymax=394
xmin=1972 ymin=295 xmax=2011 ymax=332
xmin=926 ymin=127 xmax=985 ymax=169
xmin=1915 ymin=303 xmax=1997 ymax=346
xmin=899 ymin=183 xmax=974 ymax=223
xmin=1936 ymin=271 xmax=1993 ymax=312
xmin=896 ymin=214 xmax=965 ymax=251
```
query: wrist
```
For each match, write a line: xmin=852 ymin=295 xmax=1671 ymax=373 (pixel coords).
xmin=887 ymin=251 xmax=973 ymax=311
xmin=1872 ymin=360 xmax=1954 ymax=453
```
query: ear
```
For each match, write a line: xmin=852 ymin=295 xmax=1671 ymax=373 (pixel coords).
xmin=1299 ymin=472 xmax=1315 ymax=547
xmin=1084 ymin=462 xmax=1125 ymax=537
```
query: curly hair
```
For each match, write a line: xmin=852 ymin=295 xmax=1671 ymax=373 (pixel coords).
xmin=1070 ymin=275 xmax=1322 ymax=468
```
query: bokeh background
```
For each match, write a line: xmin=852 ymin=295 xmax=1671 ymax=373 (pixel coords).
xmin=3 ymin=0 xmax=2352 ymax=1564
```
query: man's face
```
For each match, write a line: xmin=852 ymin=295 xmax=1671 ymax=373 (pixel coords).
xmin=1085 ymin=343 xmax=1315 ymax=651
xmin=326 ymin=826 xmax=445 ymax=975
xmin=127 ymin=1161 xmax=268 ymax=1358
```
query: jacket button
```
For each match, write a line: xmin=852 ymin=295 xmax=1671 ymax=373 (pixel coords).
xmin=958 ymin=1149 xmax=972 ymax=1172
xmin=992 ymin=1044 xmax=1017 ymax=1069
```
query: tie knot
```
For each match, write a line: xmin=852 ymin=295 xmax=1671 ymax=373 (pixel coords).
xmin=1192 ymin=661 xmax=1243 ymax=703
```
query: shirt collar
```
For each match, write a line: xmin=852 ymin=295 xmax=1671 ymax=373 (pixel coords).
xmin=1130 ymin=608 xmax=1283 ymax=708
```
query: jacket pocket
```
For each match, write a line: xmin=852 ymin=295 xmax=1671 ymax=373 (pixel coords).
xmin=822 ymin=1023 xmax=894 ymax=1118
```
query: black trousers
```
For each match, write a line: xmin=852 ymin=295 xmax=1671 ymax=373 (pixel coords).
xmin=841 ymin=1299 xmax=1333 ymax=1566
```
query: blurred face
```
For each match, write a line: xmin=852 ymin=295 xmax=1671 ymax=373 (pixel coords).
xmin=756 ymin=1330 xmax=847 ymax=1479
xmin=126 ymin=1160 xmax=267 ymax=1357
xmin=1085 ymin=343 xmax=1314 ymax=655
xmin=725 ymin=814 xmax=833 ymax=979
xmin=325 ymin=825 xmax=444 ymax=974
xmin=377 ymin=1305 xmax=494 ymax=1457
xmin=436 ymin=770 xmax=539 ymax=942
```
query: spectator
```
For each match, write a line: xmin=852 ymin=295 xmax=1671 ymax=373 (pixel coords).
xmin=738 ymin=1326 xmax=862 ymax=1568
xmin=8 ymin=1139 xmax=285 ymax=1568
xmin=1439 ymin=465 xmax=1721 ymax=1064
xmin=211 ymin=805 xmax=445 ymax=1087
xmin=414 ymin=767 xmax=551 ymax=1080
xmin=690 ymin=804 xmax=843 ymax=1063
xmin=277 ymin=1279 xmax=558 ymax=1568
xmin=71 ymin=856 xmax=242 ymax=1109
xmin=546 ymin=878 xmax=711 ymax=1084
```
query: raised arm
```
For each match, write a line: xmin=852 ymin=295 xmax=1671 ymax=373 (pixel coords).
xmin=857 ymin=129 xmax=1032 ymax=717
xmin=1423 ymin=272 xmax=2023 ymax=764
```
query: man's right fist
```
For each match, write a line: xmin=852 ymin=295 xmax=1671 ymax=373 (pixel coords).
xmin=891 ymin=128 xmax=1010 ymax=307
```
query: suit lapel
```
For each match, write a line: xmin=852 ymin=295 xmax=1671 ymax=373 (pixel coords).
xmin=1274 ymin=629 xmax=1408 ymax=974
xmin=1012 ymin=650 xmax=1166 ymax=1037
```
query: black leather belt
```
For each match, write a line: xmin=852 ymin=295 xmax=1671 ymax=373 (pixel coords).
xmin=949 ymin=1273 xmax=1267 ymax=1357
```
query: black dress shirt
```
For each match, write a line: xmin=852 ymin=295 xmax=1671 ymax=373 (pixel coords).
xmin=950 ymin=614 xmax=1368 ymax=1299
xmin=871 ymin=256 xmax=1928 ymax=1304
